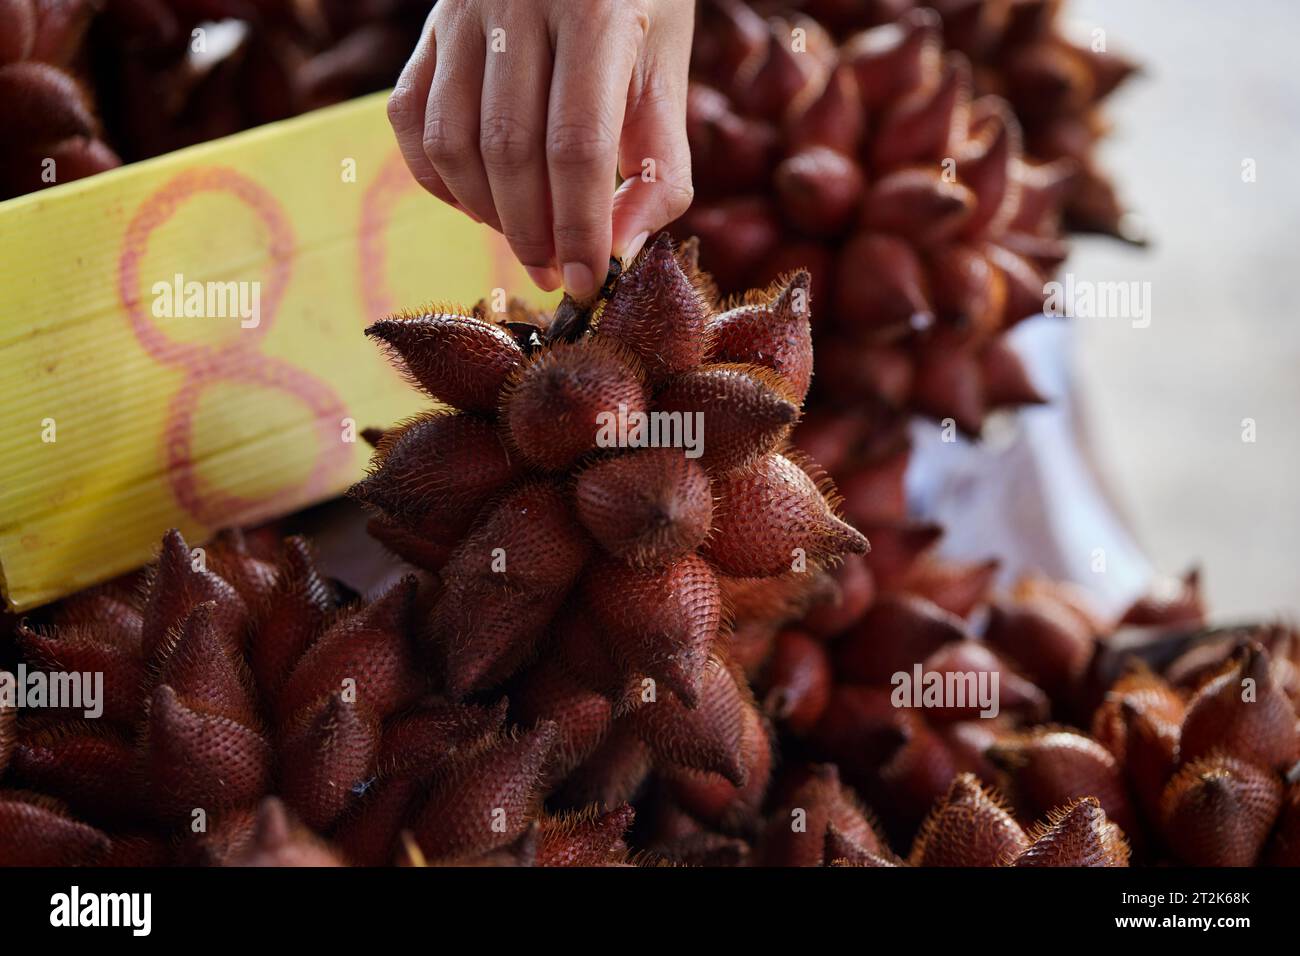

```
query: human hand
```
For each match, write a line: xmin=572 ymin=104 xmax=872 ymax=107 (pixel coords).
xmin=388 ymin=0 xmax=696 ymax=298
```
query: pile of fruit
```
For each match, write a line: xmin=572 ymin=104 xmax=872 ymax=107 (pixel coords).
xmin=2 ymin=1 xmax=1294 ymax=869
xmin=3 ymin=238 xmax=1296 ymax=867
xmin=0 ymin=0 xmax=429 ymax=199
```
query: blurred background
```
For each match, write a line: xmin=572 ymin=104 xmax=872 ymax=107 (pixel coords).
xmin=1064 ymin=0 xmax=1300 ymax=619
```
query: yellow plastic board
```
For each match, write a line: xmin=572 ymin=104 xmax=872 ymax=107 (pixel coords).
xmin=0 ymin=92 xmax=552 ymax=611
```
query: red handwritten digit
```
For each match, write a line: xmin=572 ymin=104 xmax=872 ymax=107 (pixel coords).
xmin=358 ymin=149 xmax=521 ymax=325
xmin=118 ymin=167 xmax=352 ymax=527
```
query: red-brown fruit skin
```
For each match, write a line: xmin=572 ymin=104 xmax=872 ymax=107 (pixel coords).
xmin=1265 ymin=782 xmax=1300 ymax=867
xmin=0 ymin=793 xmax=112 ymax=866
xmin=575 ymin=448 xmax=712 ymax=567
xmin=156 ymin=602 xmax=260 ymax=727
xmin=332 ymin=776 xmax=423 ymax=867
xmin=503 ymin=338 xmax=648 ymax=472
xmin=0 ymin=0 xmax=37 ymax=65
xmin=512 ymin=655 xmax=613 ymax=784
xmin=705 ymin=453 xmax=868 ymax=578
xmin=874 ymin=719 xmax=959 ymax=832
xmin=248 ymin=536 xmax=334 ymax=699
xmin=707 ymin=271 xmax=815 ymax=403
xmin=16 ymin=624 xmax=148 ymax=725
xmin=141 ymin=529 xmax=249 ymax=663
xmin=1178 ymin=644 xmax=1298 ymax=772
xmin=909 ymin=773 xmax=1029 ymax=867
xmin=898 ymin=556 xmax=1000 ymax=619
xmin=584 ymin=553 xmax=722 ymax=708
xmin=626 ymin=656 xmax=751 ymax=787
xmin=775 ymin=146 xmax=865 ymax=236
xmin=554 ymin=723 xmax=653 ymax=813
xmin=0 ymin=60 xmax=96 ymax=144
xmin=277 ymin=577 xmax=422 ymax=725
xmin=800 ymin=553 xmax=875 ymax=637
xmin=762 ymin=630 xmax=832 ymax=734
xmin=1160 ymin=754 xmax=1283 ymax=867
xmin=760 ymin=764 xmax=884 ymax=867
xmin=989 ymin=729 xmax=1137 ymax=840
xmin=365 ymin=312 xmax=524 ymax=413
xmin=1013 ymin=797 xmax=1131 ymax=868
xmin=919 ymin=641 xmax=1050 ymax=723
xmin=536 ymin=805 xmax=635 ymax=867
xmin=834 ymin=593 xmax=967 ymax=685
xmin=223 ymin=797 xmax=344 ymax=867
xmin=377 ymin=699 xmax=508 ymax=778
xmin=594 ymin=232 xmax=711 ymax=382
xmin=9 ymin=724 xmax=142 ymax=822
xmin=143 ymin=684 xmax=273 ymax=821
xmin=676 ymin=198 xmax=780 ymax=293
xmin=437 ymin=482 xmax=591 ymax=596
xmin=809 ymin=685 xmax=912 ymax=775
xmin=667 ymin=702 xmax=773 ymax=832
xmin=278 ymin=694 xmax=380 ymax=833
xmin=411 ymin=722 xmax=557 ymax=863
xmin=0 ymin=678 xmax=14 ymax=775
xmin=350 ymin=412 xmax=519 ymax=540
xmin=653 ymin=365 xmax=798 ymax=475
xmin=1120 ymin=568 xmax=1205 ymax=628
xmin=984 ymin=596 xmax=1094 ymax=698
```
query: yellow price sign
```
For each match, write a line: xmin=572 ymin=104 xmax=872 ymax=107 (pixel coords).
xmin=0 ymin=92 xmax=553 ymax=611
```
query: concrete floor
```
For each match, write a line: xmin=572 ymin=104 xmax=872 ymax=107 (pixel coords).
xmin=1069 ymin=0 xmax=1300 ymax=618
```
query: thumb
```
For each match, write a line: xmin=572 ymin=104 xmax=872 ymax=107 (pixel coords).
xmin=612 ymin=89 xmax=695 ymax=262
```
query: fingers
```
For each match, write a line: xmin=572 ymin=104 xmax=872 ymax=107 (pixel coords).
xmin=387 ymin=10 xmax=461 ymax=211
xmin=480 ymin=15 xmax=560 ymax=290
xmin=546 ymin=17 xmax=639 ymax=299
xmin=389 ymin=0 xmax=696 ymax=295
xmin=612 ymin=72 xmax=694 ymax=264
xmin=423 ymin=7 xmax=497 ymax=228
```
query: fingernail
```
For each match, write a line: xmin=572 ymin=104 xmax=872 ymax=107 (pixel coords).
xmin=618 ymin=231 xmax=651 ymax=264
xmin=563 ymin=262 xmax=596 ymax=299
xmin=525 ymin=265 xmax=562 ymax=291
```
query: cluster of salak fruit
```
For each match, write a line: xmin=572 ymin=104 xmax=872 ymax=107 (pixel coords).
xmin=0 ymin=235 xmax=872 ymax=866
xmin=681 ymin=0 xmax=1140 ymax=541
xmin=684 ymin=0 xmax=1105 ymax=438
xmin=764 ymin=0 xmax=1141 ymax=242
xmin=0 ymin=0 xmax=428 ymax=199
xmin=5 ymin=237 xmax=1295 ymax=868
xmin=0 ymin=0 xmax=120 ymax=197
xmin=0 ymin=528 xmax=644 ymax=866
xmin=752 ymin=493 xmax=1300 ymax=866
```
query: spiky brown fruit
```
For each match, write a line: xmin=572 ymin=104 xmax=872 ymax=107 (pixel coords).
xmin=1178 ymin=644 xmax=1298 ymax=772
xmin=760 ymin=764 xmax=887 ymax=866
xmin=0 ymin=0 xmax=119 ymax=199
xmin=1014 ymin=796 xmax=1130 ymax=867
xmin=0 ymin=530 xmax=633 ymax=868
xmin=352 ymin=234 xmax=865 ymax=845
xmin=1160 ymin=754 xmax=1283 ymax=867
xmin=685 ymin=4 xmax=1077 ymax=439
xmin=909 ymin=773 xmax=1029 ymax=866
xmin=988 ymin=728 xmax=1136 ymax=839
xmin=355 ymin=233 xmax=865 ymax=714
xmin=761 ymin=0 xmax=1141 ymax=242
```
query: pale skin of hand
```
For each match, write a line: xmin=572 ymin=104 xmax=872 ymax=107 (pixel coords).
xmin=388 ymin=0 xmax=697 ymax=299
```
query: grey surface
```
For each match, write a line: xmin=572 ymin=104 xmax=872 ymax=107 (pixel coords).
xmin=1069 ymin=0 xmax=1300 ymax=618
